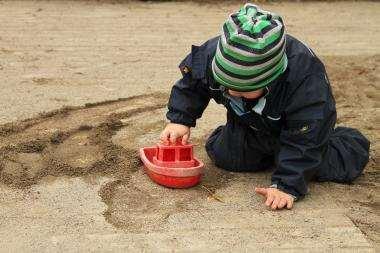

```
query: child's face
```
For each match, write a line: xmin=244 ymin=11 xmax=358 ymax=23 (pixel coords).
xmin=228 ymin=88 xmax=264 ymax=100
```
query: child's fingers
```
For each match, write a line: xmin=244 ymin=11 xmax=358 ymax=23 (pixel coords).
xmin=278 ymin=198 xmax=287 ymax=209
xmin=254 ymin=187 xmax=267 ymax=197
xmin=265 ymin=194 xmax=274 ymax=207
xmin=160 ymin=130 xmax=170 ymax=143
xmin=286 ymin=198 xmax=294 ymax=209
xmin=169 ymin=131 xmax=178 ymax=144
xmin=182 ymin=133 xmax=190 ymax=145
xmin=271 ymin=196 xmax=281 ymax=210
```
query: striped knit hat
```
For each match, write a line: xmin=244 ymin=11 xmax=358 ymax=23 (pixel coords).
xmin=212 ymin=4 xmax=288 ymax=91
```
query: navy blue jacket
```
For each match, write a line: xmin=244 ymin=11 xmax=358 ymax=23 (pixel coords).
xmin=166 ymin=35 xmax=337 ymax=198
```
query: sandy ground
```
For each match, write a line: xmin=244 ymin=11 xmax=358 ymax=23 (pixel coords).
xmin=0 ymin=0 xmax=379 ymax=252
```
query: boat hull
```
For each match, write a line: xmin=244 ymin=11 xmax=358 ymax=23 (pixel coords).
xmin=139 ymin=146 xmax=204 ymax=188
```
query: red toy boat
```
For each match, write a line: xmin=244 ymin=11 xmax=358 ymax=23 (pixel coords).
xmin=139 ymin=141 xmax=204 ymax=188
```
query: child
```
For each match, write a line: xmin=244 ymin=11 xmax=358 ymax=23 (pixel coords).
xmin=160 ymin=3 xmax=370 ymax=210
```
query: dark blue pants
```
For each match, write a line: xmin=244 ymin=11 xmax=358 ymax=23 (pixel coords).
xmin=205 ymin=120 xmax=370 ymax=183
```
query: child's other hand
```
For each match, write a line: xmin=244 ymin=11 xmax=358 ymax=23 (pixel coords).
xmin=255 ymin=187 xmax=295 ymax=210
xmin=160 ymin=123 xmax=191 ymax=145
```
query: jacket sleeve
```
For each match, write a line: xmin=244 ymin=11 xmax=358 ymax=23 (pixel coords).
xmin=166 ymin=45 xmax=212 ymax=127
xmin=271 ymin=74 xmax=336 ymax=199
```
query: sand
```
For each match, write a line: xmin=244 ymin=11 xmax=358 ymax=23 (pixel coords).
xmin=0 ymin=1 xmax=378 ymax=252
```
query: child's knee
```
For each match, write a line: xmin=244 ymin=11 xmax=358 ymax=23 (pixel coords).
xmin=206 ymin=139 xmax=231 ymax=169
xmin=205 ymin=124 xmax=274 ymax=172
xmin=206 ymin=142 xmax=270 ymax=172
xmin=205 ymin=135 xmax=241 ymax=171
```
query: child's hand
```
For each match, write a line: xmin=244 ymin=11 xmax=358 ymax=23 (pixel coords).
xmin=255 ymin=187 xmax=295 ymax=210
xmin=160 ymin=123 xmax=191 ymax=145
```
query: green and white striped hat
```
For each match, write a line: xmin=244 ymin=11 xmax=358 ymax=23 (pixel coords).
xmin=212 ymin=4 xmax=288 ymax=91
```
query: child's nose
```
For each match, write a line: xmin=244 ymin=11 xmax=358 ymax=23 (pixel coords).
xmin=228 ymin=89 xmax=242 ymax=98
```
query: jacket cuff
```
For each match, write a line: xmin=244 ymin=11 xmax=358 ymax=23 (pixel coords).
xmin=166 ymin=111 xmax=196 ymax=127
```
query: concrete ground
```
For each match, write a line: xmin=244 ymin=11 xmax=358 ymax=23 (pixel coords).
xmin=0 ymin=1 xmax=379 ymax=252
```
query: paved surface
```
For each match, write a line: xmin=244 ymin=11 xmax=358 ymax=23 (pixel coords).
xmin=0 ymin=1 xmax=379 ymax=252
